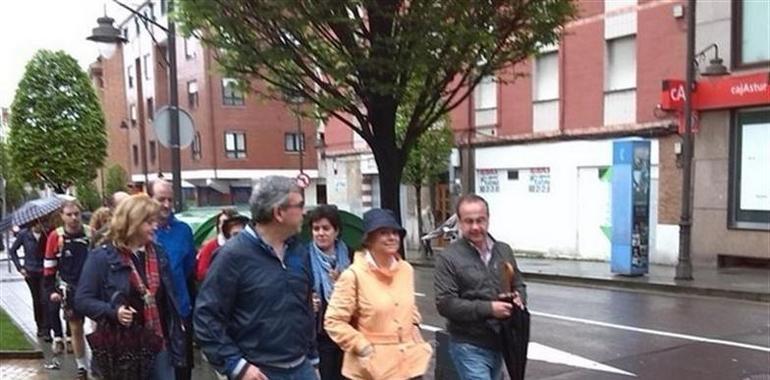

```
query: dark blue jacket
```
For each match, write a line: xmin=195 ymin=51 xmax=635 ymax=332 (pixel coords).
xmin=8 ymin=229 xmax=45 ymax=274
xmin=194 ymin=226 xmax=317 ymax=378
xmin=74 ymin=243 xmax=188 ymax=368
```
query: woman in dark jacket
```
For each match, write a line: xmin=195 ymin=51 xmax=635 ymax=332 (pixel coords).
xmin=75 ymin=194 xmax=186 ymax=379
xmin=308 ymin=205 xmax=350 ymax=380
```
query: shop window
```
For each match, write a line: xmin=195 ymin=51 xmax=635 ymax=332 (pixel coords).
xmin=729 ymin=107 xmax=770 ymax=230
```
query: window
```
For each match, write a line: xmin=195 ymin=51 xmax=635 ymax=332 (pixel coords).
xmin=134 ymin=17 xmax=140 ymax=36
xmin=474 ymin=75 xmax=497 ymax=127
xmin=127 ymin=65 xmax=134 ymax=88
xmin=729 ymin=108 xmax=770 ymax=230
xmin=533 ymin=52 xmax=559 ymax=101
xmin=733 ymin=0 xmax=770 ymax=67
xmin=533 ymin=51 xmax=560 ymax=132
xmin=146 ymin=98 xmax=154 ymax=120
xmin=284 ymin=133 xmax=305 ymax=152
xmin=161 ymin=0 xmax=167 ymax=15
xmin=184 ymin=38 xmax=196 ymax=59
xmin=507 ymin=170 xmax=519 ymax=180
xmin=222 ymin=78 xmax=245 ymax=106
xmin=191 ymin=132 xmax=202 ymax=161
xmin=122 ymin=27 xmax=129 ymax=41
xmin=187 ymin=80 xmax=199 ymax=109
xmin=132 ymin=145 xmax=139 ymax=166
xmin=604 ymin=36 xmax=637 ymax=125
xmin=149 ymin=140 xmax=157 ymax=164
xmin=225 ymin=131 xmax=247 ymax=158
xmin=129 ymin=104 xmax=137 ymax=126
xmin=148 ymin=3 xmax=155 ymax=20
xmin=143 ymin=54 xmax=151 ymax=80
xmin=606 ymin=36 xmax=636 ymax=91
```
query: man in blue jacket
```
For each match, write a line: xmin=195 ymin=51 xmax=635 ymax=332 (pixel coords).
xmin=151 ymin=180 xmax=196 ymax=380
xmin=195 ymin=176 xmax=318 ymax=380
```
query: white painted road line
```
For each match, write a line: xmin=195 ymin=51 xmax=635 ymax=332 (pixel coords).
xmin=531 ymin=310 xmax=770 ymax=353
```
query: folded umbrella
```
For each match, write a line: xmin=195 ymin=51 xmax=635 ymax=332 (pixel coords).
xmin=500 ymin=262 xmax=530 ymax=380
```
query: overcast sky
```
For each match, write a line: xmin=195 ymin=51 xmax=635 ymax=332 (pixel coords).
xmin=0 ymin=0 xmax=132 ymax=107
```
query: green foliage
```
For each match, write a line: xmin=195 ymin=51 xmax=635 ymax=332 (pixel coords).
xmin=176 ymin=0 xmax=576 ymax=213
xmin=8 ymin=50 xmax=107 ymax=193
xmin=76 ymin=180 xmax=102 ymax=212
xmin=104 ymin=164 xmax=129 ymax=197
xmin=0 ymin=140 xmax=28 ymax=210
xmin=398 ymin=115 xmax=453 ymax=188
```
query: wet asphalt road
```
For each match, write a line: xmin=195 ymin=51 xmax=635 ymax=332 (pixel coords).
xmin=410 ymin=267 xmax=770 ymax=380
xmin=40 ymin=266 xmax=769 ymax=380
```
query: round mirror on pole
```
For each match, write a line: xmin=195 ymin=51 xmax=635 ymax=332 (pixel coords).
xmin=87 ymin=16 xmax=127 ymax=59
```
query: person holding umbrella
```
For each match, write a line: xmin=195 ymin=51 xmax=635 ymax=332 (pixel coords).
xmin=8 ymin=218 xmax=51 ymax=341
xmin=75 ymin=194 xmax=187 ymax=379
xmin=434 ymin=194 xmax=529 ymax=380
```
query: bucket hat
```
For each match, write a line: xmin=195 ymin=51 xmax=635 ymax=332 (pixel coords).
xmin=362 ymin=208 xmax=406 ymax=239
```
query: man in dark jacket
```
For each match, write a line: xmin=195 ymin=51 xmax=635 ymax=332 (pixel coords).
xmin=195 ymin=176 xmax=318 ymax=380
xmin=8 ymin=220 xmax=49 ymax=340
xmin=434 ymin=194 xmax=527 ymax=380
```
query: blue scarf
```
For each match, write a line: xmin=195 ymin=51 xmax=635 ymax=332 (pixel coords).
xmin=309 ymin=240 xmax=350 ymax=302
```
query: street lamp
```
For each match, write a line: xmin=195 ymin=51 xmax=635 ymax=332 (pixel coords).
xmin=676 ymin=0 xmax=729 ymax=280
xmin=88 ymin=0 xmax=184 ymax=212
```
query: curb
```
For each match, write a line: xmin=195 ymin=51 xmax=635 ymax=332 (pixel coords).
xmin=408 ymin=260 xmax=770 ymax=303
xmin=0 ymin=350 xmax=44 ymax=359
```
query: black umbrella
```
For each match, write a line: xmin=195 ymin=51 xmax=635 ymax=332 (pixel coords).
xmin=500 ymin=262 xmax=530 ymax=380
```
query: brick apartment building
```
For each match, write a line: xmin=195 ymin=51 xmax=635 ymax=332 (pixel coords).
xmin=324 ymin=0 xmax=769 ymax=265
xmin=324 ymin=0 xmax=687 ymax=261
xmin=91 ymin=0 xmax=319 ymax=207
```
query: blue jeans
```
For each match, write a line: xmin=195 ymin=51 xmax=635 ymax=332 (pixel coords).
xmin=151 ymin=350 xmax=176 ymax=380
xmin=448 ymin=340 xmax=503 ymax=380
xmin=260 ymin=359 xmax=317 ymax=380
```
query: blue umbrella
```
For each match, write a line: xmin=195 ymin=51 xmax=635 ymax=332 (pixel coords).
xmin=0 ymin=196 xmax=65 ymax=233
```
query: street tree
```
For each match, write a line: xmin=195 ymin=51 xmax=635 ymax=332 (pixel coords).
xmin=9 ymin=50 xmax=107 ymax=193
xmin=398 ymin=114 xmax=453 ymax=242
xmin=76 ymin=180 xmax=102 ymax=212
xmin=176 ymin=0 xmax=575 ymax=217
xmin=104 ymin=164 xmax=129 ymax=197
xmin=0 ymin=140 xmax=27 ymax=210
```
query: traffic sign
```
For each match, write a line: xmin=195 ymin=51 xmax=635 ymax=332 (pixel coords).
xmin=296 ymin=173 xmax=311 ymax=188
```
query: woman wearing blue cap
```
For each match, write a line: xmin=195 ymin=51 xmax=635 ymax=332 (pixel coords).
xmin=324 ymin=208 xmax=432 ymax=380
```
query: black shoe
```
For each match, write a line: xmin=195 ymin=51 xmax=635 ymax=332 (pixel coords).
xmin=76 ymin=367 xmax=88 ymax=380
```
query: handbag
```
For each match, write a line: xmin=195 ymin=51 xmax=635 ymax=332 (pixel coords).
xmin=86 ymin=291 xmax=163 ymax=380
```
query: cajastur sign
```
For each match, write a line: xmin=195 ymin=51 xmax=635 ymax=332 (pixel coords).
xmin=660 ymin=72 xmax=770 ymax=112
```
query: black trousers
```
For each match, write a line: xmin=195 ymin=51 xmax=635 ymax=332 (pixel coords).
xmin=318 ymin=334 xmax=344 ymax=380
xmin=175 ymin=318 xmax=194 ymax=380
xmin=24 ymin=272 xmax=47 ymax=334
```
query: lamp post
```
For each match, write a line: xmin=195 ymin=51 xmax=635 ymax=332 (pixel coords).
xmin=676 ymin=0 xmax=729 ymax=280
xmin=88 ymin=0 xmax=184 ymax=212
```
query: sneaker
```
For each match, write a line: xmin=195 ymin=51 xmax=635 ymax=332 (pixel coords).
xmin=52 ymin=339 xmax=65 ymax=355
xmin=75 ymin=367 xmax=88 ymax=380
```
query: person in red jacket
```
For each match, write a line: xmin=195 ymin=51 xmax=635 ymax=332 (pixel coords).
xmin=196 ymin=208 xmax=239 ymax=282
xmin=44 ymin=200 xmax=91 ymax=379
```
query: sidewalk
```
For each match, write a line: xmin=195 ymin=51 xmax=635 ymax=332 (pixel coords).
xmin=408 ymin=251 xmax=770 ymax=303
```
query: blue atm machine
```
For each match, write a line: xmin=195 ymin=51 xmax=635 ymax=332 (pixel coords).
xmin=611 ymin=140 xmax=651 ymax=276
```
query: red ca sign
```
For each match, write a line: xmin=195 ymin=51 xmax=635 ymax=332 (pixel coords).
xmin=660 ymin=72 xmax=770 ymax=112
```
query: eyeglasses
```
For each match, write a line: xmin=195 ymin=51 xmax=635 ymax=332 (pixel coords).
xmin=282 ymin=201 xmax=305 ymax=210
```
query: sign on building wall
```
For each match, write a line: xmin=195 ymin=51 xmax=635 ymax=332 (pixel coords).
xmin=741 ymin=122 xmax=770 ymax=211
xmin=528 ymin=167 xmax=551 ymax=193
xmin=477 ymin=169 xmax=500 ymax=193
